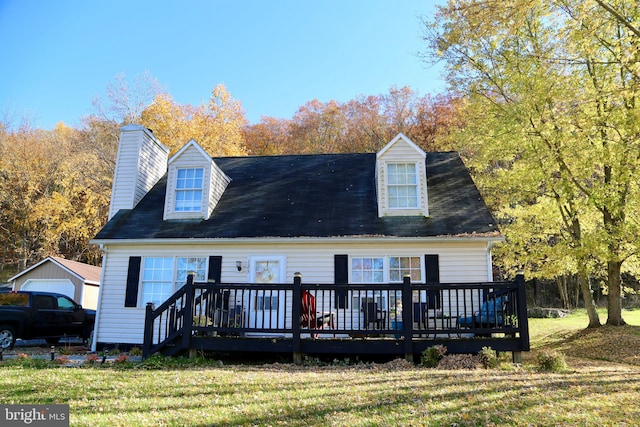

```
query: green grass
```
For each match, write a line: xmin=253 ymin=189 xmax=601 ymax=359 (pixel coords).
xmin=1 ymin=309 xmax=640 ymax=426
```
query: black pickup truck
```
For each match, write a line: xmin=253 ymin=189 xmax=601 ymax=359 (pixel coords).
xmin=0 ymin=291 xmax=96 ymax=349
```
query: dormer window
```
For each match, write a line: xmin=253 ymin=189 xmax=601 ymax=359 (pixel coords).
xmin=376 ymin=133 xmax=429 ymax=217
xmin=387 ymin=163 xmax=418 ymax=209
xmin=175 ymin=168 xmax=204 ymax=212
xmin=163 ymin=140 xmax=231 ymax=221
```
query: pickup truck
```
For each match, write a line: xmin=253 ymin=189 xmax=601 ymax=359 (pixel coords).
xmin=0 ymin=291 xmax=96 ymax=349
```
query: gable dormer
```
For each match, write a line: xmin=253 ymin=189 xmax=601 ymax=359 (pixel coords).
xmin=376 ymin=133 xmax=429 ymax=217
xmin=163 ymin=140 xmax=231 ymax=221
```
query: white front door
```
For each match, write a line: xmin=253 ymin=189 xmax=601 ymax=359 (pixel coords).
xmin=247 ymin=256 xmax=286 ymax=331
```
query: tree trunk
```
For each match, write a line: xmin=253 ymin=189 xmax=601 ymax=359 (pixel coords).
xmin=578 ymin=265 xmax=601 ymax=328
xmin=556 ymin=276 xmax=570 ymax=309
xmin=606 ymin=260 xmax=625 ymax=325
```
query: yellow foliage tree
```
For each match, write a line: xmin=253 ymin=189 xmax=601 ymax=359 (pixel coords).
xmin=141 ymin=84 xmax=248 ymax=157
xmin=0 ymin=122 xmax=107 ymax=272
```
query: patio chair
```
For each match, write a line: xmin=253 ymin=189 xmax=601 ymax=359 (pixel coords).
xmin=458 ymin=296 xmax=505 ymax=329
xmin=363 ymin=302 xmax=387 ymax=330
xmin=300 ymin=290 xmax=333 ymax=336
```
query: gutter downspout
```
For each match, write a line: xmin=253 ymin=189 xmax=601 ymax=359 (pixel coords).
xmin=91 ymin=244 xmax=107 ymax=353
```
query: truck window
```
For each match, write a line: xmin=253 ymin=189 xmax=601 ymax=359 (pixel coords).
xmin=56 ymin=296 xmax=76 ymax=310
xmin=0 ymin=293 xmax=29 ymax=306
xmin=34 ymin=295 xmax=56 ymax=309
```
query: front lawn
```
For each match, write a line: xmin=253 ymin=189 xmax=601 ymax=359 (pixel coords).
xmin=1 ymin=309 xmax=639 ymax=426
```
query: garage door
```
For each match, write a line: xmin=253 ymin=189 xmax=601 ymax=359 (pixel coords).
xmin=22 ymin=280 xmax=75 ymax=300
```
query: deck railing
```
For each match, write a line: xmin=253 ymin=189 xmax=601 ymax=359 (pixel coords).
xmin=142 ymin=274 xmax=529 ymax=361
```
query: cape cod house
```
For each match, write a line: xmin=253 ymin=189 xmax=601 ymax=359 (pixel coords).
xmin=91 ymin=125 xmax=528 ymax=361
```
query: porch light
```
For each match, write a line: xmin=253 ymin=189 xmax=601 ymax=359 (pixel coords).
xmin=236 ymin=261 xmax=243 ymax=272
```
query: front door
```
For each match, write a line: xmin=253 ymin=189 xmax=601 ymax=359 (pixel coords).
xmin=247 ymin=256 xmax=286 ymax=331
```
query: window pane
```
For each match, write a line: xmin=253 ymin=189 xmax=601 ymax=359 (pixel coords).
xmin=390 ymin=270 xmax=401 ymax=282
xmin=389 ymin=257 xmax=399 ymax=269
xmin=388 ymin=256 xmax=422 ymax=283
xmin=142 ymin=257 xmax=174 ymax=306
xmin=387 ymin=163 xmax=418 ymax=208
xmin=373 ymin=271 xmax=384 ymax=282
xmin=351 ymin=257 xmax=384 ymax=283
xmin=176 ymin=168 xmax=204 ymax=212
xmin=176 ymin=257 xmax=207 ymax=285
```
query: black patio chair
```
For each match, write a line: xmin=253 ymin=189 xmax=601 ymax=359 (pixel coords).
xmin=363 ymin=302 xmax=387 ymax=329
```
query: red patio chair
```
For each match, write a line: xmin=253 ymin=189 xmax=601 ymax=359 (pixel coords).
xmin=300 ymin=290 xmax=334 ymax=338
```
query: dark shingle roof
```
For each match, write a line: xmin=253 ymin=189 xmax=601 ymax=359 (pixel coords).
xmin=94 ymin=152 xmax=499 ymax=240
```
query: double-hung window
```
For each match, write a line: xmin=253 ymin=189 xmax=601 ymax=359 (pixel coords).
xmin=389 ymin=256 xmax=422 ymax=282
xmin=141 ymin=256 xmax=207 ymax=307
xmin=175 ymin=257 xmax=207 ymax=286
xmin=351 ymin=256 xmax=423 ymax=283
xmin=351 ymin=257 xmax=385 ymax=283
xmin=175 ymin=168 xmax=204 ymax=212
xmin=141 ymin=257 xmax=174 ymax=306
xmin=351 ymin=256 xmax=423 ymax=310
xmin=387 ymin=163 xmax=418 ymax=208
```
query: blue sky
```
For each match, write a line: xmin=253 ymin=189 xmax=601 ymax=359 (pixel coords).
xmin=0 ymin=0 xmax=445 ymax=130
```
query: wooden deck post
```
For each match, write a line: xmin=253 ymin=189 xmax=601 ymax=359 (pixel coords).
xmin=292 ymin=272 xmax=303 ymax=365
xmin=402 ymin=275 xmax=414 ymax=362
xmin=142 ymin=302 xmax=155 ymax=359
xmin=184 ymin=273 xmax=195 ymax=358
xmin=513 ymin=271 xmax=529 ymax=363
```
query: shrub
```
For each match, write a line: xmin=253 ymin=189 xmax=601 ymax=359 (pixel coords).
xmin=537 ymin=350 xmax=568 ymax=372
xmin=478 ymin=346 xmax=498 ymax=369
xmin=421 ymin=345 xmax=447 ymax=368
xmin=114 ymin=355 xmax=129 ymax=364
xmin=85 ymin=353 xmax=100 ymax=365
xmin=129 ymin=346 xmax=143 ymax=357
xmin=54 ymin=356 xmax=70 ymax=365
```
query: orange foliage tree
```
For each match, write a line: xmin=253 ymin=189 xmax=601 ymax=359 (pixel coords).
xmin=141 ymin=84 xmax=248 ymax=157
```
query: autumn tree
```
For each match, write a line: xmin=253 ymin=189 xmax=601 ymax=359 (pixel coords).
xmin=424 ymin=0 xmax=640 ymax=326
xmin=0 ymin=123 xmax=107 ymax=273
xmin=141 ymin=84 xmax=247 ymax=156
xmin=241 ymin=116 xmax=291 ymax=155
xmin=243 ymin=87 xmax=462 ymax=155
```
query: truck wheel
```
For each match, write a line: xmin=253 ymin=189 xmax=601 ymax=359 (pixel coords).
xmin=0 ymin=325 xmax=16 ymax=349
xmin=45 ymin=337 xmax=60 ymax=345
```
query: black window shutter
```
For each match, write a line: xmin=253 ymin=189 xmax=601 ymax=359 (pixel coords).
xmin=425 ymin=254 xmax=440 ymax=283
xmin=208 ymin=256 xmax=222 ymax=283
xmin=334 ymin=254 xmax=349 ymax=309
xmin=425 ymin=254 xmax=441 ymax=309
xmin=124 ymin=256 xmax=142 ymax=307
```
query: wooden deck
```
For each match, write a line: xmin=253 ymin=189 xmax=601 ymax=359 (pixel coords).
xmin=142 ymin=274 xmax=529 ymax=363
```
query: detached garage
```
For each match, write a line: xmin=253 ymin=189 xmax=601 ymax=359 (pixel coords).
xmin=7 ymin=257 xmax=101 ymax=309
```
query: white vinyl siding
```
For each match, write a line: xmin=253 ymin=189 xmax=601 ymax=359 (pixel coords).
xmin=93 ymin=240 xmax=492 ymax=347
